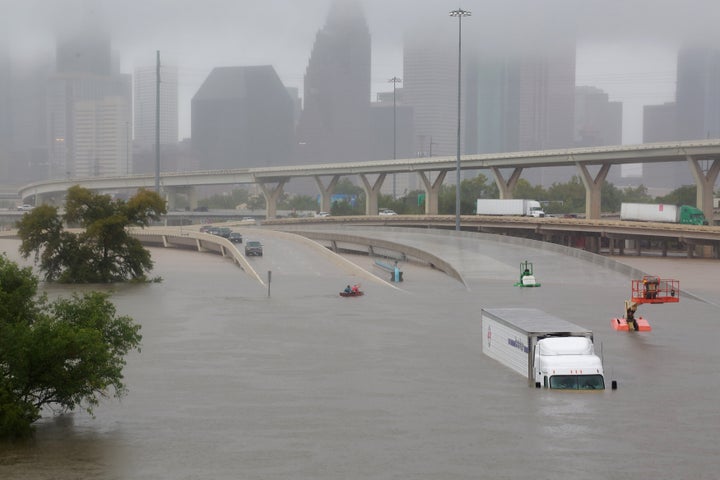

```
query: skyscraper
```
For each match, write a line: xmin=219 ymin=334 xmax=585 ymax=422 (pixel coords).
xmin=640 ymin=45 xmax=720 ymax=190
xmin=403 ymin=28 xmax=459 ymax=160
xmin=404 ymin=25 xmax=576 ymax=186
xmin=676 ymin=46 xmax=720 ymax=141
xmin=515 ymin=49 xmax=576 ymax=154
xmin=0 ymin=49 xmax=10 ymax=183
xmin=295 ymin=0 xmax=371 ymax=165
xmin=73 ymin=96 xmax=131 ymax=177
xmin=191 ymin=65 xmax=294 ymax=170
xmin=574 ymin=86 xmax=622 ymax=147
xmin=134 ymin=65 xmax=179 ymax=150
xmin=47 ymin=28 xmax=131 ymax=178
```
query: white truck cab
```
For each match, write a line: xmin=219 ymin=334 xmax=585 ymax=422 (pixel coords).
xmin=533 ymin=337 xmax=605 ymax=390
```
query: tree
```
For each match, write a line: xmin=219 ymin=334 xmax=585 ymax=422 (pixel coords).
xmin=17 ymin=186 xmax=166 ymax=283
xmin=329 ymin=178 xmax=365 ymax=215
xmin=601 ymin=181 xmax=623 ymax=212
xmin=655 ymin=185 xmax=697 ymax=206
xmin=512 ymin=178 xmax=545 ymax=201
xmin=546 ymin=176 xmax=586 ymax=214
xmin=200 ymin=188 xmax=250 ymax=210
xmin=0 ymin=254 xmax=142 ymax=439
xmin=279 ymin=194 xmax=318 ymax=212
xmin=620 ymin=184 xmax=653 ymax=204
xmin=437 ymin=174 xmax=498 ymax=214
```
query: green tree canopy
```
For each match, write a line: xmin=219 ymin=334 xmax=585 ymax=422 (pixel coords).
xmin=278 ymin=194 xmax=319 ymax=212
xmin=512 ymin=178 xmax=545 ymax=201
xmin=17 ymin=186 xmax=166 ymax=283
xmin=621 ymin=184 xmax=653 ymax=204
xmin=0 ymin=255 xmax=142 ymax=439
xmin=655 ymin=185 xmax=697 ymax=206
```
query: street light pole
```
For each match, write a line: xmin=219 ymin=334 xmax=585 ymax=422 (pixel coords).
xmin=389 ymin=76 xmax=402 ymax=199
xmin=450 ymin=8 xmax=470 ymax=231
xmin=126 ymin=121 xmax=130 ymax=174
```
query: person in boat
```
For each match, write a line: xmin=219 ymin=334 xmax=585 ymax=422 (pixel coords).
xmin=351 ymin=284 xmax=360 ymax=293
xmin=344 ymin=285 xmax=352 ymax=294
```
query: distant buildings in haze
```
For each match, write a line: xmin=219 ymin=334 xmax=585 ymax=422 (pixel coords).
xmin=191 ymin=66 xmax=295 ymax=170
xmin=641 ymin=45 xmax=720 ymax=189
xmin=47 ymin=29 xmax=132 ymax=179
xmin=134 ymin=65 xmax=179 ymax=151
xmin=2 ymin=0 xmax=720 ymax=199
xmin=294 ymin=0 xmax=372 ymax=166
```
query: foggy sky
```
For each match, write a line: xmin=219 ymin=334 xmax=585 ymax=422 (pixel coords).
xmin=4 ymin=0 xmax=720 ymax=143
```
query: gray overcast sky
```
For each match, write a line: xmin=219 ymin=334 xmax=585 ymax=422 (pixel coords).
xmin=4 ymin=0 xmax=720 ymax=143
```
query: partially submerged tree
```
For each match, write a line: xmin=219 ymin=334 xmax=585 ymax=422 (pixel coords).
xmin=0 ymin=255 xmax=142 ymax=439
xmin=17 ymin=186 xmax=166 ymax=283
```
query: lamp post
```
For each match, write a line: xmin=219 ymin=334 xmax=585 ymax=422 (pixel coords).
xmin=389 ymin=76 xmax=402 ymax=199
xmin=450 ymin=8 xmax=470 ymax=231
xmin=126 ymin=121 xmax=130 ymax=174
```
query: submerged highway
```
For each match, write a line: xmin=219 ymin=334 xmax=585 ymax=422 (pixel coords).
xmin=1 ymin=226 xmax=719 ymax=479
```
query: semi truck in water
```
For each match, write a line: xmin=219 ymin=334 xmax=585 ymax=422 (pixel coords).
xmin=475 ymin=199 xmax=545 ymax=217
xmin=481 ymin=308 xmax=615 ymax=390
xmin=619 ymin=202 xmax=708 ymax=225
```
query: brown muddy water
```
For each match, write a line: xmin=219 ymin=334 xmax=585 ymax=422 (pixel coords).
xmin=1 ymin=229 xmax=719 ymax=480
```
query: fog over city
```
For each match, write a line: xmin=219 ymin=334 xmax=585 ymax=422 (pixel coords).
xmin=3 ymin=0 xmax=720 ymax=142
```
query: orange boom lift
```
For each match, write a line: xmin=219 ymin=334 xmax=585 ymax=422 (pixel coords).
xmin=611 ymin=275 xmax=680 ymax=332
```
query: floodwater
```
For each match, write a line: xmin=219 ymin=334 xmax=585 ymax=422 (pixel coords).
xmin=1 ymin=227 xmax=719 ymax=480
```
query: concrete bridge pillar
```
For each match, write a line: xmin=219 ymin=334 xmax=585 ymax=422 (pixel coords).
xmin=162 ymin=186 xmax=196 ymax=211
xmin=313 ymin=175 xmax=340 ymax=213
xmin=359 ymin=173 xmax=386 ymax=215
xmin=417 ymin=170 xmax=447 ymax=214
xmin=257 ymin=180 xmax=287 ymax=219
xmin=187 ymin=187 xmax=198 ymax=211
xmin=491 ymin=167 xmax=523 ymax=199
xmin=687 ymin=155 xmax=720 ymax=224
xmin=164 ymin=188 xmax=179 ymax=211
xmin=576 ymin=162 xmax=611 ymax=220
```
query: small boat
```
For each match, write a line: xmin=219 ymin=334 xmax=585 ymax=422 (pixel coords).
xmin=339 ymin=290 xmax=364 ymax=297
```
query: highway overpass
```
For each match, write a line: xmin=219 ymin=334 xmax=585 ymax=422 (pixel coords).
xmin=17 ymin=139 xmax=720 ymax=221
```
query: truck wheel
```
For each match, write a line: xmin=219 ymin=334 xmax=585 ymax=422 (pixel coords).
xmin=611 ymin=380 xmax=618 ymax=390
xmin=535 ymin=381 xmax=541 ymax=388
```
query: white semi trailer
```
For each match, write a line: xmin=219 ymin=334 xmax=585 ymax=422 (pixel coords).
xmin=481 ymin=308 xmax=615 ymax=390
xmin=475 ymin=199 xmax=545 ymax=217
xmin=620 ymin=202 xmax=707 ymax=225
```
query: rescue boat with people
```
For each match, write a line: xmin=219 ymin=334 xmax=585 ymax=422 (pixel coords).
xmin=339 ymin=290 xmax=364 ymax=297
xmin=340 ymin=284 xmax=363 ymax=297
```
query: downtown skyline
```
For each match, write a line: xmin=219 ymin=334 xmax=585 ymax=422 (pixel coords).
xmin=4 ymin=0 xmax=719 ymax=144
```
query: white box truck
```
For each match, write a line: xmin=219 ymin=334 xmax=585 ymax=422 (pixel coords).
xmin=476 ymin=199 xmax=545 ymax=217
xmin=620 ymin=202 xmax=707 ymax=225
xmin=481 ymin=308 xmax=613 ymax=390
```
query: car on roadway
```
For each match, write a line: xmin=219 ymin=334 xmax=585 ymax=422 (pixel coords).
xmin=214 ymin=227 xmax=232 ymax=238
xmin=228 ymin=232 xmax=243 ymax=244
xmin=245 ymin=241 xmax=263 ymax=256
xmin=315 ymin=211 xmax=330 ymax=217
xmin=379 ymin=209 xmax=397 ymax=216
xmin=17 ymin=204 xmax=34 ymax=211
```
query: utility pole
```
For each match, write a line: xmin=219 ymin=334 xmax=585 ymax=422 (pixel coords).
xmin=155 ymin=50 xmax=161 ymax=194
xmin=450 ymin=8 xmax=471 ymax=231
xmin=126 ymin=121 xmax=130 ymax=174
xmin=389 ymin=76 xmax=402 ymax=199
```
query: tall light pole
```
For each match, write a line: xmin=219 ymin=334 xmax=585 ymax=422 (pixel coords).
xmin=125 ymin=121 xmax=130 ymax=174
xmin=389 ymin=76 xmax=402 ymax=199
xmin=155 ymin=50 xmax=161 ymax=194
xmin=450 ymin=8 xmax=470 ymax=231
